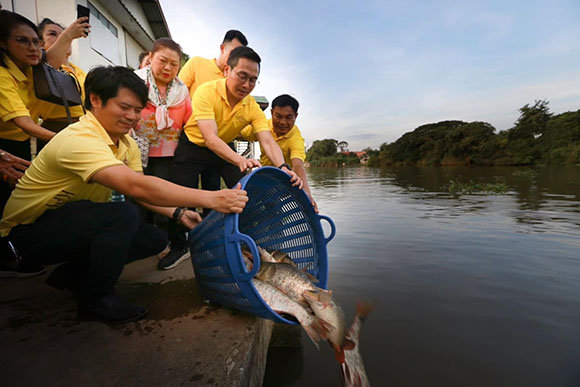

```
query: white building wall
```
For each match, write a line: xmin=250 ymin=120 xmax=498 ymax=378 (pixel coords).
xmin=5 ymin=0 xmax=38 ymax=20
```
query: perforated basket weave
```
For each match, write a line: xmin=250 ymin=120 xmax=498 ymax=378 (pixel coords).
xmin=188 ymin=166 xmax=336 ymax=324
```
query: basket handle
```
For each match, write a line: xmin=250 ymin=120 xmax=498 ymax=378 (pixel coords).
xmin=318 ymin=215 xmax=336 ymax=244
xmin=234 ymin=233 xmax=261 ymax=280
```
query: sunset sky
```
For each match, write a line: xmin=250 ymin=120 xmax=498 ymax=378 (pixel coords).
xmin=160 ymin=0 xmax=580 ymax=150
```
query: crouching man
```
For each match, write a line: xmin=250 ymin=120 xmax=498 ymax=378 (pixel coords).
xmin=0 ymin=66 xmax=248 ymax=323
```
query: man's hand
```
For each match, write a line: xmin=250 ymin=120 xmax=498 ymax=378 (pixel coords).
xmin=179 ymin=209 xmax=202 ymax=230
xmin=281 ymin=167 xmax=303 ymax=189
xmin=209 ymin=184 xmax=248 ymax=213
xmin=237 ymin=157 xmax=261 ymax=173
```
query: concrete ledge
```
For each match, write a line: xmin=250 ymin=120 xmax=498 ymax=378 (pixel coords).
xmin=0 ymin=256 xmax=274 ymax=386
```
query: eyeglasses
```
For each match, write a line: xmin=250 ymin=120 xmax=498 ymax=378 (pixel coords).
xmin=10 ymin=36 xmax=43 ymax=48
xmin=231 ymin=68 xmax=259 ymax=86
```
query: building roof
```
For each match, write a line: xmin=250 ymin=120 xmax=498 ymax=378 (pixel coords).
xmin=138 ymin=0 xmax=171 ymax=39
xmin=99 ymin=0 xmax=171 ymax=50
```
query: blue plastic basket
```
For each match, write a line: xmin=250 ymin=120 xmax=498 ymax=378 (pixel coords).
xmin=188 ymin=166 xmax=336 ymax=324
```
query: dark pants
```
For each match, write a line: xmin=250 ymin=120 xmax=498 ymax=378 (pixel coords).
xmin=7 ymin=200 xmax=168 ymax=303
xmin=142 ymin=156 xmax=174 ymax=230
xmin=0 ymin=139 xmax=31 ymax=216
xmin=168 ymin=131 xmax=242 ymax=250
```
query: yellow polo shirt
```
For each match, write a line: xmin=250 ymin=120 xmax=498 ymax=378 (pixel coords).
xmin=0 ymin=57 xmax=41 ymax=141
xmin=185 ymin=78 xmax=269 ymax=146
xmin=38 ymin=62 xmax=86 ymax=120
xmin=178 ymin=56 xmax=224 ymax=99
xmin=241 ymin=119 xmax=306 ymax=166
xmin=0 ymin=111 xmax=142 ymax=237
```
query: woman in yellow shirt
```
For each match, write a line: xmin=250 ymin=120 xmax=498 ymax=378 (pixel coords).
xmin=0 ymin=10 xmax=56 ymax=213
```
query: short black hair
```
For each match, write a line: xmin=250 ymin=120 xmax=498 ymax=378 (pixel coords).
xmin=223 ymin=30 xmax=247 ymax=46
xmin=272 ymin=94 xmax=299 ymax=114
xmin=37 ymin=18 xmax=64 ymax=37
xmin=227 ymin=46 xmax=261 ymax=70
xmin=84 ymin=66 xmax=148 ymax=110
xmin=0 ymin=10 xmax=40 ymax=68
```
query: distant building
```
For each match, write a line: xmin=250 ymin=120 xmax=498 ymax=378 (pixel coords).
xmin=341 ymin=150 xmax=369 ymax=164
xmin=2 ymin=0 xmax=171 ymax=70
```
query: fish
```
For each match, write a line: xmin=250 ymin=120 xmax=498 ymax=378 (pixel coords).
xmin=340 ymin=302 xmax=373 ymax=387
xmin=252 ymin=279 xmax=332 ymax=349
xmin=303 ymin=289 xmax=355 ymax=363
xmin=270 ymin=250 xmax=297 ymax=267
xmin=241 ymin=246 xmax=297 ymax=270
xmin=255 ymin=261 xmax=324 ymax=307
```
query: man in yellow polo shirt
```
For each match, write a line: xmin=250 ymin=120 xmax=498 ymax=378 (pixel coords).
xmin=0 ymin=66 xmax=248 ymax=323
xmin=172 ymin=30 xmax=248 ymax=219
xmin=164 ymin=46 xmax=302 ymax=270
xmin=241 ymin=94 xmax=318 ymax=212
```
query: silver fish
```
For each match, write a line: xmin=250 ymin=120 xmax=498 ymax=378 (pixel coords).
xmin=303 ymin=289 xmax=354 ymax=363
xmin=252 ymin=279 xmax=332 ymax=349
xmin=255 ymin=261 xmax=323 ymax=306
xmin=341 ymin=302 xmax=373 ymax=387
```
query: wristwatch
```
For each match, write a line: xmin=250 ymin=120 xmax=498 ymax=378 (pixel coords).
xmin=172 ymin=207 xmax=186 ymax=223
xmin=278 ymin=163 xmax=292 ymax=170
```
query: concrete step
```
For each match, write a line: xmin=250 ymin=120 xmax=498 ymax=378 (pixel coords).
xmin=0 ymin=256 xmax=274 ymax=386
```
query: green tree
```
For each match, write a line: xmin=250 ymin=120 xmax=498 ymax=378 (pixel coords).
xmin=306 ymin=139 xmax=338 ymax=161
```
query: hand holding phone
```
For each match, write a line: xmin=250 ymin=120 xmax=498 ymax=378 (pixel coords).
xmin=75 ymin=5 xmax=91 ymax=37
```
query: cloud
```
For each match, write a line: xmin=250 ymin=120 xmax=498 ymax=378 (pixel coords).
xmin=159 ymin=0 xmax=580 ymax=152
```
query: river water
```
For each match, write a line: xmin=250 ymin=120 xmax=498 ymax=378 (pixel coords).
xmin=264 ymin=166 xmax=580 ymax=387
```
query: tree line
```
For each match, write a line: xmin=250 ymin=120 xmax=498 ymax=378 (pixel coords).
xmin=306 ymin=101 xmax=580 ymax=167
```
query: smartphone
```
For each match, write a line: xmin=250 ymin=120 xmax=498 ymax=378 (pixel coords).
xmin=77 ymin=4 xmax=90 ymax=21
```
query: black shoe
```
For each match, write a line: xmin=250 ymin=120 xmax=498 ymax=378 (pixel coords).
xmin=157 ymin=248 xmax=190 ymax=270
xmin=0 ymin=261 xmax=46 ymax=278
xmin=45 ymin=263 xmax=82 ymax=295
xmin=79 ymin=293 xmax=148 ymax=323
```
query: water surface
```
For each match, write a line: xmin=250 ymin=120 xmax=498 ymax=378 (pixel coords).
xmin=265 ymin=166 xmax=580 ymax=387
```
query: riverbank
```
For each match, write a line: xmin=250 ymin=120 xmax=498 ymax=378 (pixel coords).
xmin=0 ymin=256 xmax=274 ymax=386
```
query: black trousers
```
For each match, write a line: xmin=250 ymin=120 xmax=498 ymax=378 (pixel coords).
xmin=167 ymin=131 xmax=242 ymax=250
xmin=7 ymin=200 xmax=168 ymax=303
xmin=0 ymin=139 xmax=31 ymax=216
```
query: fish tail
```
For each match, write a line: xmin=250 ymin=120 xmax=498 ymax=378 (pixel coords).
xmin=341 ymin=362 xmax=367 ymax=387
xmin=333 ymin=344 xmax=346 ymax=363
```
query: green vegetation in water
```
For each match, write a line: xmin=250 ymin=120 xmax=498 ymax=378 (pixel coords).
xmin=447 ymin=179 xmax=508 ymax=195
xmin=512 ymin=169 xmax=538 ymax=178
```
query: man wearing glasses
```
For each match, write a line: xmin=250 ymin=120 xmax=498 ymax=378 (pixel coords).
xmin=164 ymin=46 xmax=302 ymax=270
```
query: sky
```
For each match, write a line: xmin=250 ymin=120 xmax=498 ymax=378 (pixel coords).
xmin=159 ymin=0 xmax=580 ymax=151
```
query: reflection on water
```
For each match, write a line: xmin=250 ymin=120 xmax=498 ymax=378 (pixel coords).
xmin=264 ymin=166 xmax=580 ymax=387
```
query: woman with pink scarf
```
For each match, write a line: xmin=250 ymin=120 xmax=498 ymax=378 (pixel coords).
xmin=134 ymin=38 xmax=191 ymax=227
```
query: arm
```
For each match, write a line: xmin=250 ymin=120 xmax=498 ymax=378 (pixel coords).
xmin=90 ymin=164 xmax=248 ymax=213
xmin=45 ymin=17 xmax=90 ymax=69
xmin=198 ymin=119 xmax=261 ymax=172
xmin=138 ymin=201 xmax=202 ymax=230
xmin=11 ymin=116 xmax=55 ymax=141
xmin=255 ymin=130 xmax=302 ymax=188
xmin=291 ymin=158 xmax=318 ymax=213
